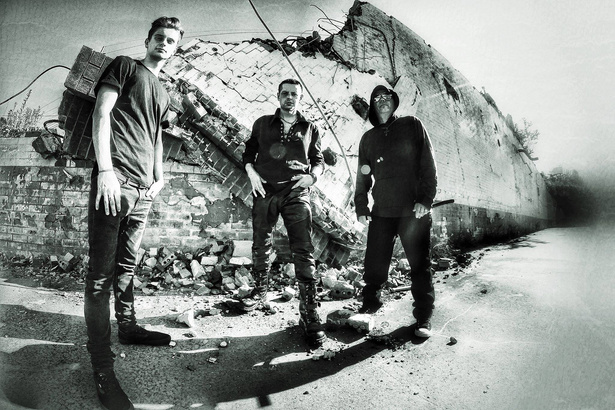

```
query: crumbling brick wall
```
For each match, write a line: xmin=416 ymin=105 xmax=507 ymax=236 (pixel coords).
xmin=0 ymin=136 xmax=260 ymax=257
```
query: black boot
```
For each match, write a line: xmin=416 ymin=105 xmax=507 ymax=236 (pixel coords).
xmin=240 ymin=272 xmax=269 ymax=312
xmin=297 ymin=282 xmax=326 ymax=346
xmin=93 ymin=368 xmax=134 ymax=410
xmin=358 ymin=284 xmax=383 ymax=314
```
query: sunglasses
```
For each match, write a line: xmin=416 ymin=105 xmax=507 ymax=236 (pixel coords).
xmin=373 ymin=94 xmax=392 ymax=102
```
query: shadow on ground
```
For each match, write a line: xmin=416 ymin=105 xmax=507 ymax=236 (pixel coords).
xmin=1 ymin=302 xmax=424 ymax=409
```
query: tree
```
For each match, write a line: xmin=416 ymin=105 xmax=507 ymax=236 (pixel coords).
xmin=545 ymin=170 xmax=597 ymax=226
xmin=512 ymin=117 xmax=539 ymax=156
xmin=0 ymin=90 xmax=43 ymax=138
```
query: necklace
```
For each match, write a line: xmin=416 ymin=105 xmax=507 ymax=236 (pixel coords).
xmin=280 ymin=116 xmax=297 ymax=125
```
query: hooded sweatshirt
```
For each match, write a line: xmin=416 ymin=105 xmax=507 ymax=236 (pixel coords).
xmin=354 ymin=85 xmax=437 ymax=218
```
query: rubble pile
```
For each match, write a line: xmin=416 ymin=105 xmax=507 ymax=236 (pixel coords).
xmin=1 ymin=240 xmax=479 ymax=309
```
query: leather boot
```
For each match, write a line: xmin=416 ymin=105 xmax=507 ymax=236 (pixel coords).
xmin=358 ymin=284 xmax=383 ymax=314
xmin=297 ymin=282 xmax=326 ymax=346
xmin=240 ymin=272 xmax=269 ymax=312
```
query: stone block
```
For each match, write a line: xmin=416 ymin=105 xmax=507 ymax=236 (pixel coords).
xmin=200 ymin=256 xmax=219 ymax=266
xmin=232 ymin=240 xmax=252 ymax=258
xmin=156 ymin=252 xmax=177 ymax=271
xmin=329 ymin=281 xmax=355 ymax=299
xmin=282 ymin=286 xmax=296 ymax=301
xmin=64 ymin=46 xmax=113 ymax=101
xmin=190 ymin=259 xmax=206 ymax=279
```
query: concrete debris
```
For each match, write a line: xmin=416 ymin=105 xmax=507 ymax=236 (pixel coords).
xmin=229 ymin=256 xmax=252 ymax=266
xmin=282 ymin=263 xmax=295 ymax=279
xmin=329 ymin=281 xmax=355 ymax=299
xmin=282 ymin=286 xmax=296 ymax=301
xmin=326 ymin=309 xmax=374 ymax=332
xmin=190 ymin=260 xmax=206 ymax=279
xmin=176 ymin=308 xmax=196 ymax=328
xmin=397 ymin=259 xmax=410 ymax=271
xmin=438 ymin=258 xmax=453 ymax=269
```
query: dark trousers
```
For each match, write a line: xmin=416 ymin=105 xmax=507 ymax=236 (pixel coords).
xmin=84 ymin=172 xmax=153 ymax=370
xmin=252 ymin=188 xmax=316 ymax=283
xmin=364 ymin=214 xmax=434 ymax=321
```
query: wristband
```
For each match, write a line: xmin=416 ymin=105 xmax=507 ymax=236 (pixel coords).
xmin=99 ymin=169 xmax=114 ymax=173
xmin=309 ymin=172 xmax=318 ymax=183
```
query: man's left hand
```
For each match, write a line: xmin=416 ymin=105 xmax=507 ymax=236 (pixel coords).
xmin=146 ymin=180 xmax=164 ymax=199
xmin=291 ymin=174 xmax=315 ymax=189
xmin=414 ymin=203 xmax=431 ymax=219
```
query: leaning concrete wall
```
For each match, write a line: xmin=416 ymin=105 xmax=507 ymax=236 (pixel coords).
xmin=333 ymin=1 xmax=554 ymax=245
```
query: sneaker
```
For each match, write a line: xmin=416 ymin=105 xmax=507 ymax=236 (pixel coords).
xmin=118 ymin=324 xmax=171 ymax=346
xmin=414 ymin=320 xmax=432 ymax=338
xmin=93 ymin=369 xmax=134 ymax=410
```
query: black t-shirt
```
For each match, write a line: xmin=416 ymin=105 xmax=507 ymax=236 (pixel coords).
xmin=95 ymin=56 xmax=169 ymax=187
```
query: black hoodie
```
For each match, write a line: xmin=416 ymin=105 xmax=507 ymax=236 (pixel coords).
xmin=355 ymin=85 xmax=437 ymax=218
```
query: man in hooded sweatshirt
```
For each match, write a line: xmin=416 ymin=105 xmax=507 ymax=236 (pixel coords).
xmin=354 ymin=85 xmax=438 ymax=338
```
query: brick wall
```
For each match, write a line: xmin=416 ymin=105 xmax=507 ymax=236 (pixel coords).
xmin=0 ymin=137 xmax=252 ymax=256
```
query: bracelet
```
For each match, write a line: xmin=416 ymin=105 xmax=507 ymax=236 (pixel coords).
xmin=309 ymin=172 xmax=318 ymax=183
xmin=99 ymin=169 xmax=114 ymax=173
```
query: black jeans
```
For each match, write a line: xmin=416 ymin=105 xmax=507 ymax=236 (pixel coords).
xmin=252 ymin=188 xmax=316 ymax=283
xmin=84 ymin=171 xmax=153 ymax=370
xmin=364 ymin=214 xmax=434 ymax=321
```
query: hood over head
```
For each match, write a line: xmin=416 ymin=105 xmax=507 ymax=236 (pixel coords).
xmin=368 ymin=85 xmax=400 ymax=126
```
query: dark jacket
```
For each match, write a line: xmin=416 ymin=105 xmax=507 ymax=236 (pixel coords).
xmin=355 ymin=86 xmax=437 ymax=217
xmin=242 ymin=109 xmax=324 ymax=193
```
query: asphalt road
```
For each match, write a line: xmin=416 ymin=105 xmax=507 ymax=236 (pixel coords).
xmin=1 ymin=225 xmax=613 ymax=409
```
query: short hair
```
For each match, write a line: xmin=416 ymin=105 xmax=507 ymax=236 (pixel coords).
xmin=278 ymin=79 xmax=303 ymax=94
xmin=148 ymin=17 xmax=184 ymax=40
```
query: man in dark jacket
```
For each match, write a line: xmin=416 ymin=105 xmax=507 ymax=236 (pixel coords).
xmin=242 ymin=79 xmax=326 ymax=346
xmin=355 ymin=85 xmax=438 ymax=338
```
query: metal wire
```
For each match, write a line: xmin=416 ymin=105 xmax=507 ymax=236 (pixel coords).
xmin=247 ymin=0 xmax=354 ymax=185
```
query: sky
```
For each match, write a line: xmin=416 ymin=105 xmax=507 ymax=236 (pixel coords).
xmin=1 ymin=0 xmax=614 ymax=186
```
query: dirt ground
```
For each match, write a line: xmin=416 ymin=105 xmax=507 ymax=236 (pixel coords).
xmin=2 ymin=227 xmax=611 ymax=409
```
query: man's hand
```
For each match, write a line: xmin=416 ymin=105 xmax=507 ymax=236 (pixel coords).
xmin=246 ymin=166 xmax=267 ymax=197
xmin=413 ymin=203 xmax=431 ymax=219
xmin=96 ymin=172 xmax=122 ymax=216
xmin=358 ymin=215 xmax=371 ymax=226
xmin=146 ymin=180 xmax=164 ymax=199
xmin=291 ymin=174 xmax=315 ymax=189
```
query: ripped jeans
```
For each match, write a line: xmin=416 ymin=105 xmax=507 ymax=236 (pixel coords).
xmin=84 ymin=171 xmax=153 ymax=370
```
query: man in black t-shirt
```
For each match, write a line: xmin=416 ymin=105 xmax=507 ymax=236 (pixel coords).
xmin=85 ymin=17 xmax=183 ymax=410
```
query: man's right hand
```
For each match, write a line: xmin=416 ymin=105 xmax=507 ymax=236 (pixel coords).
xmin=358 ymin=215 xmax=371 ymax=226
xmin=246 ymin=166 xmax=267 ymax=197
xmin=96 ymin=172 xmax=122 ymax=216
